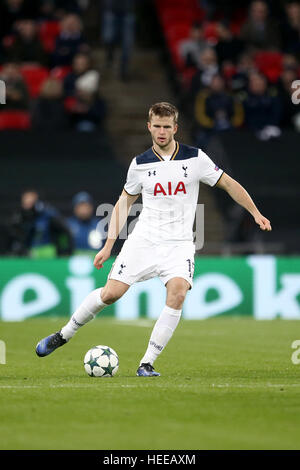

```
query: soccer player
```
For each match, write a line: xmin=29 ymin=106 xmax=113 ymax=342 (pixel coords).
xmin=36 ymin=102 xmax=272 ymax=376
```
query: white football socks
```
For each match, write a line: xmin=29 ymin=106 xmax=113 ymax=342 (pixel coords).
xmin=60 ymin=288 xmax=108 ymax=341
xmin=139 ymin=305 xmax=182 ymax=366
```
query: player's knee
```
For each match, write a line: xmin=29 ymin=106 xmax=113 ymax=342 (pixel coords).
xmin=101 ymin=287 xmax=122 ymax=305
xmin=167 ymin=291 xmax=186 ymax=309
xmin=175 ymin=292 xmax=186 ymax=307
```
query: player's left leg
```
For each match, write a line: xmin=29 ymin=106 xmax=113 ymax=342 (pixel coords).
xmin=137 ymin=277 xmax=190 ymax=377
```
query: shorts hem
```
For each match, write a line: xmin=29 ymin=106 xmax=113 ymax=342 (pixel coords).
xmin=107 ymin=275 xmax=132 ymax=287
xmin=161 ymin=275 xmax=193 ymax=290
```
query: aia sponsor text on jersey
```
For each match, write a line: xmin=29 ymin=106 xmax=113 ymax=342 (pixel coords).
xmin=153 ymin=181 xmax=186 ymax=196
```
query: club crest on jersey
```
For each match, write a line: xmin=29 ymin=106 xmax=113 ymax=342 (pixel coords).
xmin=148 ymin=170 xmax=156 ymax=176
xmin=154 ymin=181 xmax=186 ymax=196
xmin=118 ymin=263 xmax=126 ymax=275
xmin=182 ymin=165 xmax=188 ymax=177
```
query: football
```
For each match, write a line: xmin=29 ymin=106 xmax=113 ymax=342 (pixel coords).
xmin=84 ymin=345 xmax=119 ymax=377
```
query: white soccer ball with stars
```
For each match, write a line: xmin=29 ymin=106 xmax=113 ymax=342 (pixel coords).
xmin=84 ymin=345 xmax=119 ymax=377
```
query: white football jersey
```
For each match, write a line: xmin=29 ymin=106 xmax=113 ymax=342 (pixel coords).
xmin=124 ymin=142 xmax=223 ymax=244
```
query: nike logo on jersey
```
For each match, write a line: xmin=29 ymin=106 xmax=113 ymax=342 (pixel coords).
xmin=154 ymin=181 xmax=186 ymax=196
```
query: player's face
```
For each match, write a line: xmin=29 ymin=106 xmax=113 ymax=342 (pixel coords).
xmin=148 ymin=115 xmax=178 ymax=149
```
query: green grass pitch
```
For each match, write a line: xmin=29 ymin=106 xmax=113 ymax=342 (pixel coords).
xmin=0 ymin=318 xmax=299 ymax=450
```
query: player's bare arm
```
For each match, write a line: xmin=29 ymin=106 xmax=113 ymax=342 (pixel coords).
xmin=216 ymin=173 xmax=272 ymax=231
xmin=93 ymin=189 xmax=140 ymax=269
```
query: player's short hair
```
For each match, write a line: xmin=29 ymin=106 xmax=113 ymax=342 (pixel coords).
xmin=148 ymin=102 xmax=179 ymax=124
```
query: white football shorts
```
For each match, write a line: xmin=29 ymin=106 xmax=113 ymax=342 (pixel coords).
xmin=108 ymin=234 xmax=196 ymax=289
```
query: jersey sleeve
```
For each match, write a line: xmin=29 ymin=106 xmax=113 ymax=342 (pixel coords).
xmin=197 ymin=149 xmax=224 ymax=186
xmin=124 ymin=158 xmax=142 ymax=195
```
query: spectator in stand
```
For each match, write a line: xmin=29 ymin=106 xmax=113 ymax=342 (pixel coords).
xmin=239 ymin=0 xmax=281 ymax=51
xmin=38 ymin=0 xmax=58 ymax=21
xmin=38 ymin=0 xmax=84 ymax=20
xmin=0 ymin=0 xmax=37 ymax=39
xmin=52 ymin=13 xmax=89 ymax=66
xmin=242 ymin=71 xmax=282 ymax=139
xmin=5 ymin=19 xmax=48 ymax=65
xmin=184 ymin=47 xmax=219 ymax=117
xmin=7 ymin=189 xmax=73 ymax=257
xmin=282 ymin=52 xmax=299 ymax=71
xmin=64 ymin=52 xmax=94 ymax=97
xmin=281 ymin=1 xmax=300 ymax=57
xmin=199 ymin=0 xmax=241 ymax=22
xmin=189 ymin=47 xmax=219 ymax=95
xmin=277 ymin=68 xmax=300 ymax=129
xmin=101 ymin=0 xmax=136 ymax=81
xmin=215 ymin=21 xmax=245 ymax=66
xmin=31 ymin=78 xmax=69 ymax=131
xmin=0 ymin=62 xmax=29 ymax=109
xmin=229 ymin=52 xmax=257 ymax=94
xmin=67 ymin=191 xmax=105 ymax=253
xmin=193 ymin=73 xmax=244 ymax=148
xmin=68 ymin=70 xmax=106 ymax=131
xmin=178 ymin=22 xmax=208 ymax=68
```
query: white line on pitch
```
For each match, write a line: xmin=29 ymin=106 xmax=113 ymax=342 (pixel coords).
xmin=0 ymin=383 xmax=300 ymax=390
xmin=0 ymin=384 xmax=140 ymax=389
xmin=211 ymin=383 xmax=300 ymax=388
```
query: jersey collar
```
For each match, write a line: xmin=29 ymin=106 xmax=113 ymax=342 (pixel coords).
xmin=152 ymin=141 xmax=179 ymax=162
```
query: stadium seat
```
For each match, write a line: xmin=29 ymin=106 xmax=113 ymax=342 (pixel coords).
xmin=203 ymin=22 xmax=219 ymax=42
xmin=50 ymin=66 xmax=72 ymax=81
xmin=254 ymin=51 xmax=283 ymax=83
xmin=229 ymin=7 xmax=248 ymax=34
xmin=161 ymin=9 xmax=196 ymax=25
xmin=156 ymin=0 xmax=193 ymax=8
xmin=168 ymin=42 xmax=185 ymax=70
xmin=0 ymin=111 xmax=31 ymax=130
xmin=181 ymin=67 xmax=197 ymax=89
xmin=64 ymin=96 xmax=77 ymax=112
xmin=165 ymin=24 xmax=191 ymax=42
xmin=164 ymin=24 xmax=191 ymax=70
xmin=222 ymin=63 xmax=237 ymax=80
xmin=1 ymin=34 xmax=16 ymax=48
xmin=38 ymin=21 xmax=60 ymax=53
xmin=155 ymin=0 xmax=206 ymax=75
xmin=20 ymin=65 xmax=50 ymax=98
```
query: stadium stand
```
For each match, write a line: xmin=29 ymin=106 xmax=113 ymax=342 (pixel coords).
xmin=154 ymin=0 xmax=300 ymax=253
xmin=0 ymin=0 xmax=299 ymax=254
xmin=155 ymin=0 xmax=300 ymax=99
xmin=0 ymin=110 xmax=31 ymax=129
xmin=0 ymin=1 xmax=102 ymax=130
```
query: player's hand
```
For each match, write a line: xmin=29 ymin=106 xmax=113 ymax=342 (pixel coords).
xmin=254 ymin=213 xmax=272 ymax=231
xmin=93 ymin=247 xmax=111 ymax=270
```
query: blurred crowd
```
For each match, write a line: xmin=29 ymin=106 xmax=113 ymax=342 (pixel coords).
xmin=1 ymin=189 xmax=106 ymax=257
xmin=175 ymin=0 xmax=300 ymax=146
xmin=0 ymin=0 xmax=113 ymax=131
xmin=0 ymin=0 xmax=137 ymax=256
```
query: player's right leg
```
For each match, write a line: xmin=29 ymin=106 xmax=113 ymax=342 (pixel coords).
xmin=35 ymin=280 xmax=129 ymax=357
